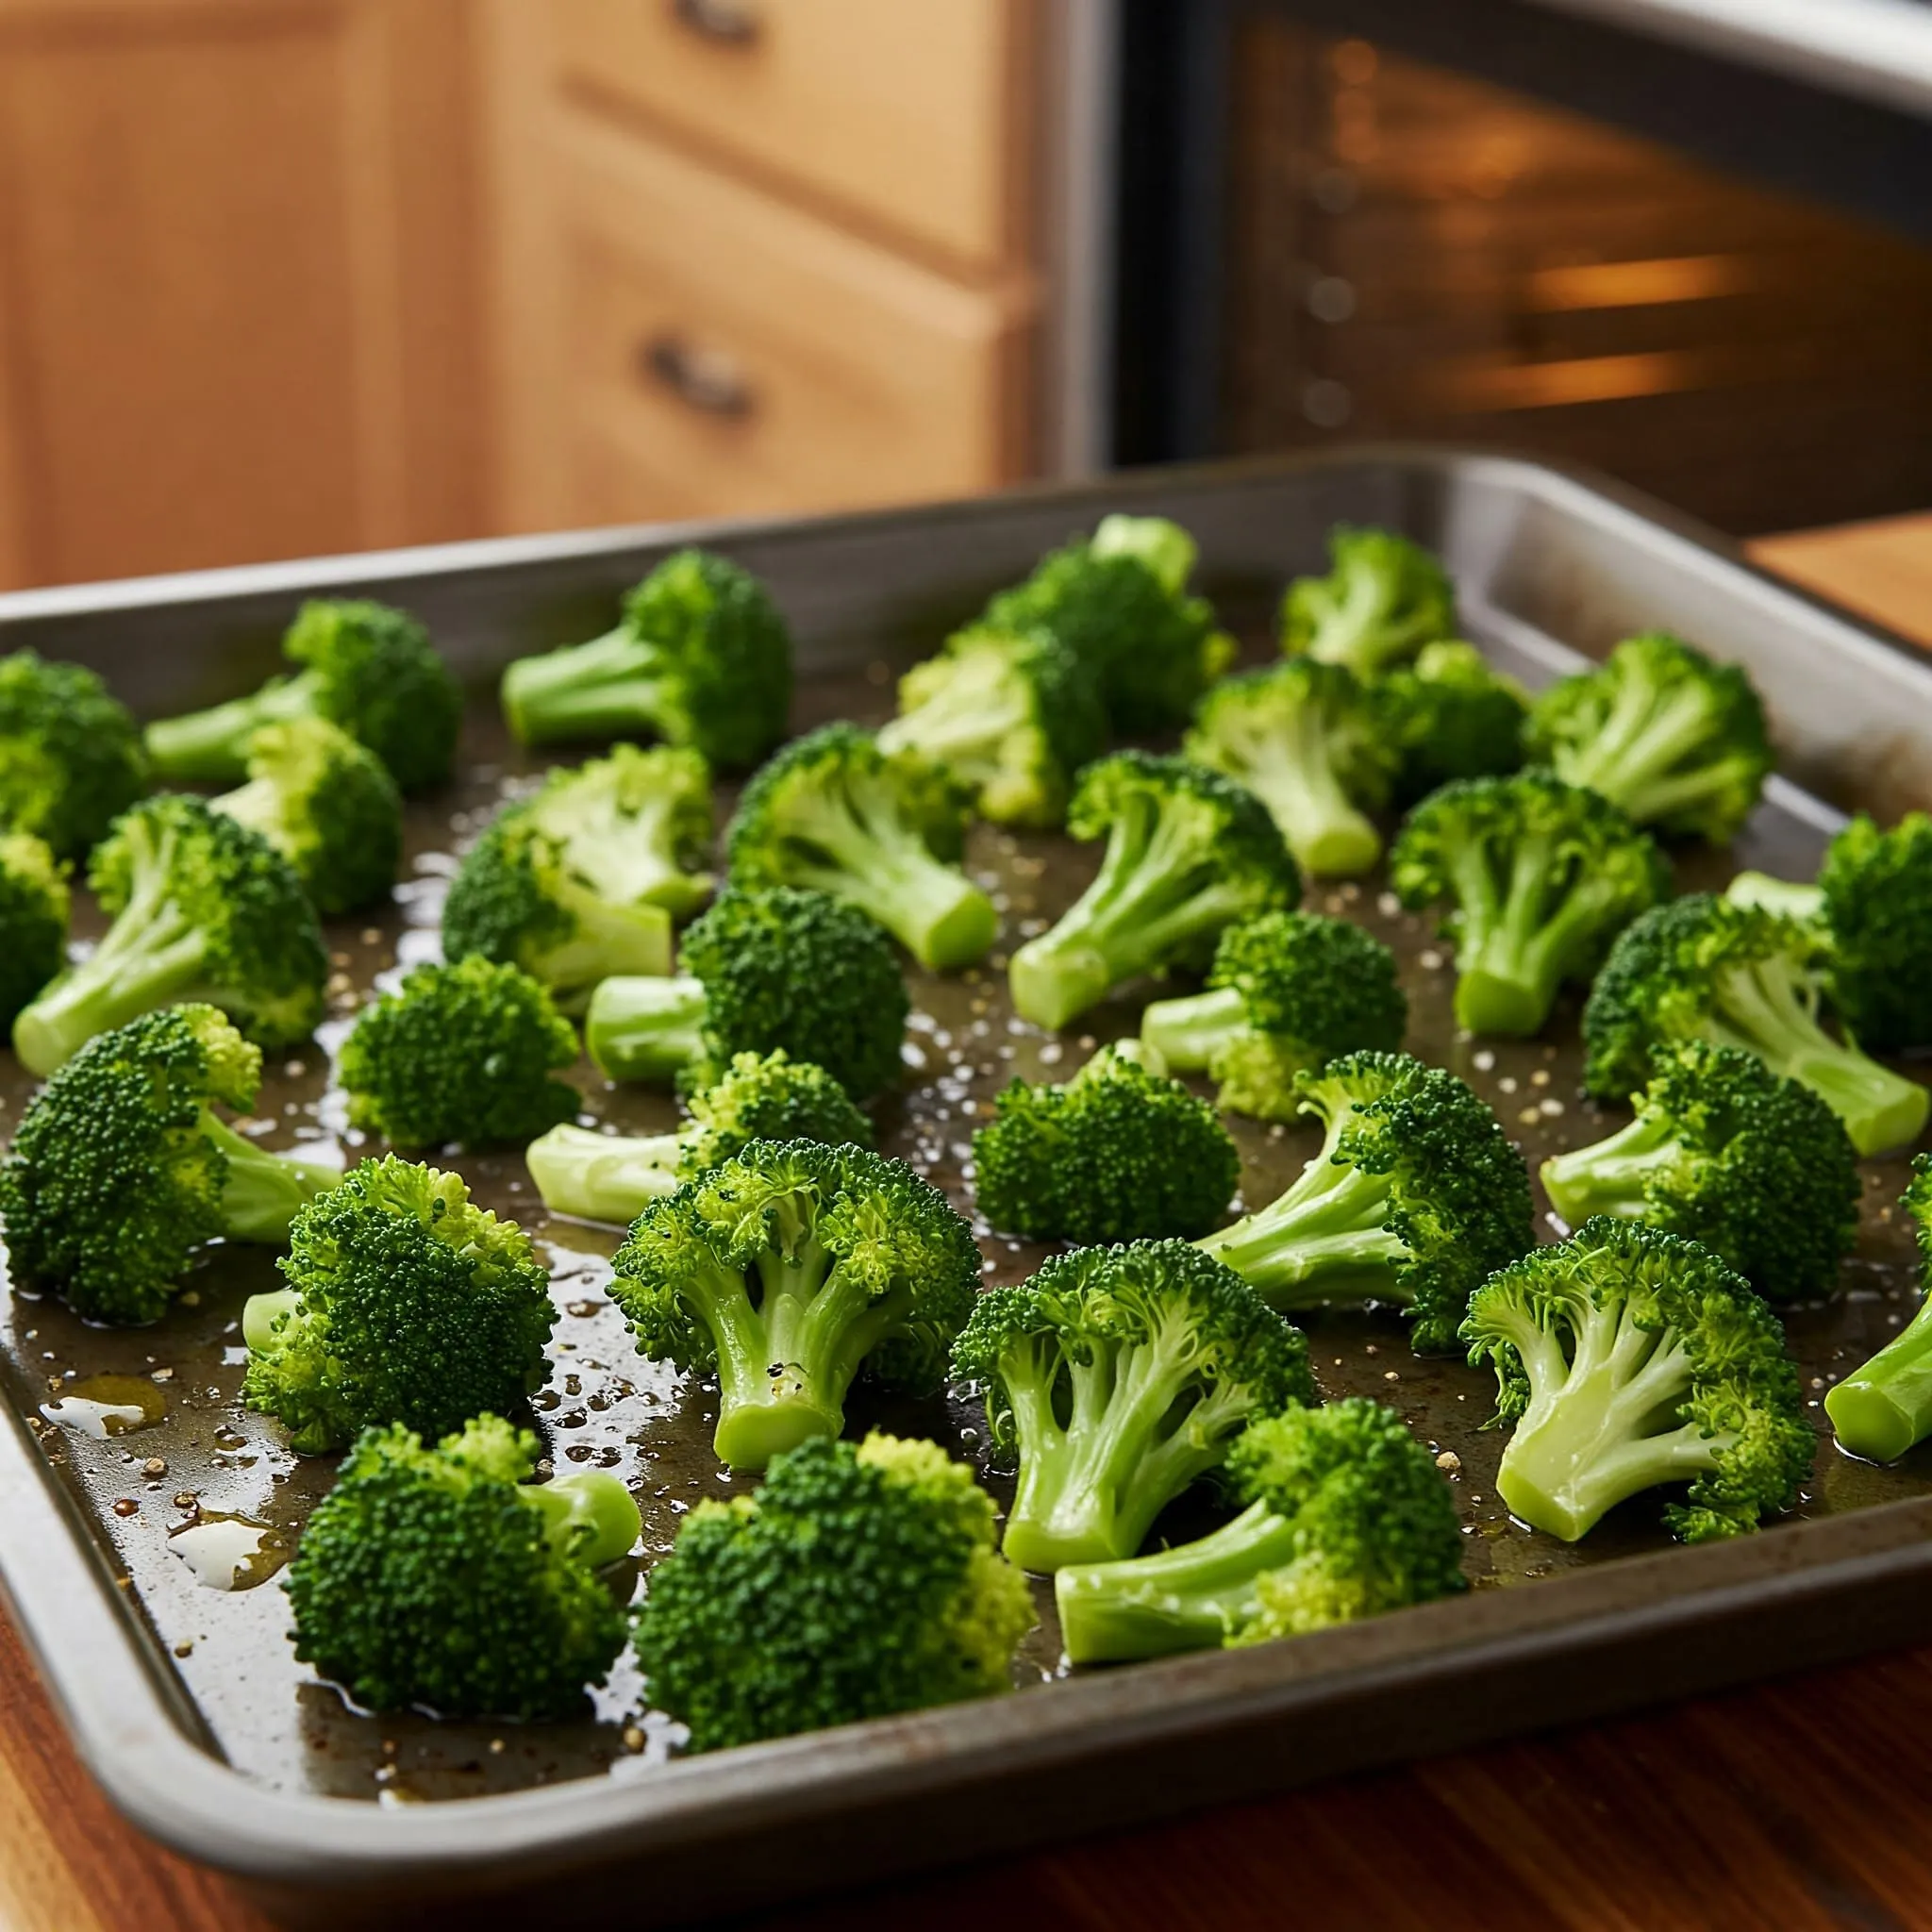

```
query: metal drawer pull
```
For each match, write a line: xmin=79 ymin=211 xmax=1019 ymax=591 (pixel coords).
xmin=641 ymin=333 xmax=755 ymax=417
xmin=670 ymin=0 xmax=759 ymax=44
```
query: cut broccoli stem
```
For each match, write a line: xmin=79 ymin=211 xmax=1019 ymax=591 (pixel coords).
xmin=1555 ymin=675 xmax=1745 ymax=825
xmin=1196 ymin=1158 xmax=1408 ymax=1306
xmin=1141 ymin=986 xmax=1247 ymax=1072
xmin=499 ymin=628 xmax=674 ymax=747
xmin=1726 ymin=873 xmax=1824 ymax=921
xmin=585 ymin=974 xmax=709 ymax=1082
xmin=1540 ymin=1114 xmax=1680 ymax=1228
xmin=1825 ymin=1302 xmax=1932 ymax=1463
xmin=524 ymin=1469 xmax=642 ymax=1568
xmin=525 ymin=1123 xmax=683 ymax=1224
xmin=200 ymin=1113 xmax=337 ymax=1242
xmin=1452 ymin=832 xmax=1616 ymax=1038
xmin=1054 ymin=1498 xmax=1300 ymax=1662
xmin=1237 ymin=723 xmax=1382 ymax=879
xmin=242 ymin=1286 xmax=300 ymax=1356
xmin=144 ymin=677 xmax=316 ymax=783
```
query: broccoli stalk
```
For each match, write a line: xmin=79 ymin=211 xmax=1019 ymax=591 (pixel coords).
xmin=1826 ymin=1156 xmax=1932 ymax=1461
xmin=1725 ymin=873 xmax=1822 ymax=921
xmin=1279 ymin=525 xmax=1456 ymax=676
xmin=585 ymin=974 xmax=709 ymax=1083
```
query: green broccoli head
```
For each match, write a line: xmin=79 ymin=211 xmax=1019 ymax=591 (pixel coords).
xmin=1825 ymin=1155 xmax=1932 ymax=1463
xmin=1184 ymin=659 xmax=1398 ymax=877
xmin=1008 ymin=751 xmax=1301 ymax=1032
xmin=285 ymin=1415 xmax=640 ymax=1720
xmin=144 ymin=600 xmax=461 ymax=793
xmin=0 ymin=651 xmax=148 ymax=858
xmin=1526 ymin=631 xmax=1772 ymax=842
xmin=1390 ymin=771 xmax=1667 ymax=1038
xmin=724 ymin=723 xmax=995 ymax=970
xmin=973 ymin=1041 xmax=1239 ymax=1242
xmin=1380 ymin=641 xmax=1528 ymax=800
xmin=635 ymin=1431 xmax=1033 ymax=1752
xmin=211 ymin=717 xmax=403 ymax=915
xmin=952 ymin=1240 xmax=1314 ymax=1573
xmin=1462 ymin=1217 xmax=1812 ymax=1542
xmin=0 ymin=1004 xmax=338 ymax=1324
xmin=1197 ymin=1049 xmax=1534 ymax=1355
xmin=1055 ymin=1399 xmax=1466 ymax=1663
xmin=337 ymin=956 xmax=580 ymax=1148
xmin=610 ymin=1139 xmax=980 ymax=1469
xmin=525 ymin=1049 xmax=875 ymax=1225
xmin=1542 ymin=1040 xmax=1857 ymax=1304
xmin=533 ymin=743 xmax=714 ymax=919
xmin=1582 ymin=892 xmax=1929 ymax=1158
xmin=242 ymin=1156 xmax=556 ymax=1455
xmin=983 ymin=515 xmax=1233 ymax=732
xmin=499 ymin=549 xmax=792 ymax=768
xmin=1812 ymin=811 xmax=1932 ymax=1054
xmin=0 ymin=832 xmax=69 ymax=1029
xmin=1279 ymin=525 xmax=1456 ymax=677
xmin=1141 ymin=910 xmax=1407 ymax=1120
xmin=875 ymin=624 xmax=1108 ymax=829
xmin=11 ymin=794 xmax=327 ymax=1076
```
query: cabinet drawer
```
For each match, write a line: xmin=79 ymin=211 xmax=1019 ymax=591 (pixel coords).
xmin=551 ymin=0 xmax=1029 ymax=273
xmin=554 ymin=110 xmax=1033 ymax=526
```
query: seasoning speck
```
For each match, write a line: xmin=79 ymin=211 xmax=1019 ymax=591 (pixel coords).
xmin=1435 ymin=1450 xmax=1462 ymax=1474
xmin=143 ymin=1457 xmax=168 ymax=1478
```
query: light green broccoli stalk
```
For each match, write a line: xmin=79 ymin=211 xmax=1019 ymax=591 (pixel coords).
xmin=1826 ymin=1156 xmax=1932 ymax=1463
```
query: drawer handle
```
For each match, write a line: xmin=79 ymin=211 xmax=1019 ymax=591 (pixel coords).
xmin=669 ymin=0 xmax=759 ymax=44
xmin=641 ymin=334 xmax=755 ymax=417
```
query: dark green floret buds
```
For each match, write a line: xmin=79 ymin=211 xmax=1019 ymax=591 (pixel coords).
xmin=242 ymin=1157 xmax=556 ymax=1455
xmin=0 ymin=651 xmax=147 ymax=859
xmin=499 ymin=548 xmax=792 ymax=769
xmin=145 ymin=599 xmax=460 ymax=793
xmin=1141 ymin=910 xmax=1407 ymax=1122
xmin=1008 ymin=751 xmax=1300 ymax=1032
xmin=972 ymin=1041 xmax=1239 ymax=1242
xmin=1462 ymin=1218 xmax=1811 ymax=1542
xmin=1825 ymin=1157 xmax=1932 ymax=1463
xmin=610 ymin=1141 xmax=979 ymax=1470
xmin=635 ymin=1432 xmax=1033 ymax=1752
xmin=1390 ymin=771 xmax=1667 ymax=1038
xmin=1279 ymin=525 xmax=1456 ymax=677
xmin=338 ymin=956 xmax=579 ymax=1149
xmin=1056 ymin=1400 xmax=1465 ymax=1663
xmin=951 ymin=1241 xmax=1313 ymax=1574
xmin=11 ymin=795 xmax=327 ymax=1076
xmin=0 ymin=833 xmax=68 ymax=1029
xmin=1542 ymin=1041 xmax=1857 ymax=1304
xmin=1197 ymin=1050 xmax=1533 ymax=1355
xmin=1583 ymin=892 xmax=1929 ymax=1158
xmin=1526 ymin=631 xmax=1771 ymax=843
xmin=1380 ymin=641 xmax=1527 ymax=800
xmin=0 ymin=1005 xmax=339 ymax=1324
xmin=286 ymin=1415 xmax=640 ymax=1721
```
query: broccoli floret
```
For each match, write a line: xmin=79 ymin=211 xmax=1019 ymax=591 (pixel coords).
xmin=1542 ymin=1041 xmax=1857 ymax=1304
xmin=441 ymin=748 xmax=714 ymax=1010
xmin=1279 ymin=525 xmax=1456 ymax=677
xmin=1055 ymin=1399 xmax=1465 ymax=1663
xmin=337 ymin=956 xmax=580 ymax=1148
xmin=285 ymin=1415 xmax=639 ymax=1720
xmin=610 ymin=1140 xmax=979 ymax=1469
xmin=636 ymin=1431 xmax=1033 ymax=1752
xmin=499 ymin=549 xmax=791 ymax=768
xmin=1196 ymin=1050 xmax=1533 ymax=1355
xmin=0 ymin=651 xmax=147 ymax=859
xmin=1390 ymin=772 xmax=1667 ymax=1038
xmin=1008 ymin=752 xmax=1300 ymax=1032
xmin=1184 ymin=660 xmax=1397 ymax=877
xmin=1826 ymin=1156 xmax=1932 ymax=1461
xmin=982 ymin=515 xmax=1234 ymax=732
xmin=526 ymin=1049 xmax=874 ymax=1225
xmin=145 ymin=600 xmax=460 ymax=794
xmin=0 ymin=833 xmax=68 ymax=1029
xmin=1380 ymin=641 xmax=1527 ymax=800
xmin=0 ymin=1005 xmax=338 ymax=1324
xmin=1583 ymin=893 xmax=1928 ymax=1158
xmin=724 ymin=724 xmax=995 ymax=971
xmin=11 ymin=796 xmax=327 ymax=1076
xmin=874 ymin=624 xmax=1107 ymax=829
xmin=242 ymin=1156 xmax=555 ymax=1455
xmin=1526 ymin=631 xmax=1771 ymax=842
xmin=973 ymin=1041 xmax=1239 ymax=1242
xmin=210 ymin=718 xmax=402 ymax=915
xmin=1463 ymin=1217 xmax=1811 ymax=1541
xmin=583 ymin=885 xmax=908 ymax=1100
xmin=1141 ymin=910 xmax=1407 ymax=1121
xmin=953 ymin=1241 xmax=1311 ymax=1573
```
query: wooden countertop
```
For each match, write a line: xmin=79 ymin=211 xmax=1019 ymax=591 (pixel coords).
xmin=3 ymin=511 xmax=1930 ymax=1932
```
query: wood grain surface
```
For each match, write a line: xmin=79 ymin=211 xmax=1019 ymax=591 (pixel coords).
xmin=2 ymin=512 xmax=1929 ymax=1932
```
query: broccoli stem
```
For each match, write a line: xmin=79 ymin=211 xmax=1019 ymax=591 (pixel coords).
xmin=1451 ymin=831 xmax=1601 ymax=1037
xmin=202 ymin=1113 xmax=338 ymax=1241
xmin=1054 ymin=1497 xmax=1300 ymax=1662
xmin=1141 ymin=987 xmax=1246 ymax=1073
xmin=1540 ymin=1114 xmax=1677 ymax=1228
xmin=1725 ymin=873 xmax=1824 ymax=922
xmin=1239 ymin=721 xmax=1381 ymax=878
xmin=1195 ymin=1158 xmax=1408 ymax=1308
xmin=525 ymin=1123 xmax=681 ymax=1224
xmin=146 ymin=675 xmax=316 ymax=784
xmin=534 ymin=882 xmax=674 ymax=1012
xmin=1825 ymin=1296 xmax=1932 ymax=1462
xmin=525 ymin=1469 xmax=642 ymax=1567
xmin=1557 ymin=675 xmax=1721 ymax=823
xmin=875 ymin=660 xmax=1026 ymax=771
xmin=785 ymin=811 xmax=996 ymax=971
xmin=242 ymin=1287 xmax=301 ymax=1356
xmin=500 ymin=629 xmax=665 ymax=747
xmin=585 ymin=974 xmax=708 ymax=1082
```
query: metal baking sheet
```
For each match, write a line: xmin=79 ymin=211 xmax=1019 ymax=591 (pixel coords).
xmin=5 ymin=447 xmax=1932 ymax=1925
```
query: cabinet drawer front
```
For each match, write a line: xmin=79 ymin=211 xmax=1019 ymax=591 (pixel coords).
xmin=551 ymin=0 xmax=1028 ymax=272
xmin=556 ymin=112 xmax=1031 ymax=526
